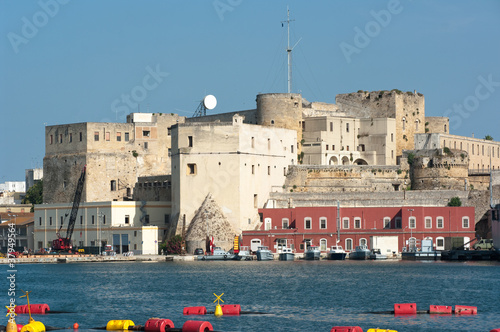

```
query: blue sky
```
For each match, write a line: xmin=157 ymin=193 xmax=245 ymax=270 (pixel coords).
xmin=1 ymin=0 xmax=499 ymax=181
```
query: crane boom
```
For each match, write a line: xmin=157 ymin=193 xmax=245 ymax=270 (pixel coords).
xmin=53 ymin=165 xmax=86 ymax=251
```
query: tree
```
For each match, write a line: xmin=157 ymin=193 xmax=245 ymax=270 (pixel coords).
xmin=22 ymin=180 xmax=43 ymax=212
xmin=162 ymin=235 xmax=184 ymax=255
xmin=484 ymin=135 xmax=493 ymax=141
xmin=447 ymin=196 xmax=462 ymax=207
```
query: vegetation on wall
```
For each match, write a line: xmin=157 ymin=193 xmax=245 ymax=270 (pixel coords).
xmin=447 ymin=197 xmax=462 ymax=207
xmin=485 ymin=135 xmax=493 ymax=141
xmin=407 ymin=152 xmax=415 ymax=165
xmin=22 ymin=180 xmax=43 ymax=212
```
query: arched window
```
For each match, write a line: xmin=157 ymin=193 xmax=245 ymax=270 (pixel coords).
xmin=320 ymin=238 xmax=327 ymax=251
xmin=383 ymin=217 xmax=391 ymax=229
xmin=345 ymin=238 xmax=353 ymax=251
xmin=264 ymin=218 xmax=272 ymax=230
xmin=436 ymin=237 xmax=445 ymax=250
xmin=360 ymin=238 xmax=367 ymax=246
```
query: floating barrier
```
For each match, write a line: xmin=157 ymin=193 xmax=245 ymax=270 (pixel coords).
xmin=105 ymin=320 xmax=135 ymax=331
xmin=330 ymin=327 xmax=363 ymax=332
xmin=367 ymin=329 xmax=397 ymax=332
xmin=393 ymin=303 xmax=416 ymax=315
xmin=429 ymin=305 xmax=452 ymax=314
xmin=144 ymin=319 xmax=174 ymax=332
xmin=454 ymin=305 xmax=477 ymax=315
xmin=14 ymin=305 xmax=51 ymax=315
xmin=220 ymin=304 xmax=241 ymax=316
xmin=183 ymin=307 xmax=207 ymax=316
xmin=181 ymin=321 xmax=213 ymax=332
xmin=20 ymin=321 xmax=45 ymax=332
xmin=489 ymin=329 xmax=500 ymax=332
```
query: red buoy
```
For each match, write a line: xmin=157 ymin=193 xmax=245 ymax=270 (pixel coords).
xmin=454 ymin=305 xmax=477 ymax=315
xmin=489 ymin=329 xmax=500 ymax=332
xmin=394 ymin=303 xmax=417 ymax=315
xmin=330 ymin=327 xmax=363 ymax=332
xmin=15 ymin=305 xmax=27 ymax=314
xmin=429 ymin=305 xmax=452 ymax=314
xmin=220 ymin=304 xmax=241 ymax=316
xmin=16 ymin=324 xmax=23 ymax=332
xmin=144 ymin=318 xmax=174 ymax=331
xmin=183 ymin=306 xmax=207 ymax=315
xmin=181 ymin=320 xmax=213 ymax=332
xmin=73 ymin=323 xmax=79 ymax=329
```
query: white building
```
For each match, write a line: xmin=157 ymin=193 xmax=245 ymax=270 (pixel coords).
xmin=25 ymin=168 xmax=43 ymax=191
xmin=0 ymin=181 xmax=26 ymax=193
xmin=34 ymin=201 xmax=170 ymax=254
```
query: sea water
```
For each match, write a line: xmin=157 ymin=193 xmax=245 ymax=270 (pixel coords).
xmin=2 ymin=260 xmax=499 ymax=332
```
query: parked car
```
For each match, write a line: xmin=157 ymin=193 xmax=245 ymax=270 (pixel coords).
xmin=473 ymin=239 xmax=494 ymax=250
xmin=194 ymin=248 xmax=204 ymax=255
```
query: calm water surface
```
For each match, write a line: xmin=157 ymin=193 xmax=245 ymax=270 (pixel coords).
xmin=2 ymin=260 xmax=500 ymax=332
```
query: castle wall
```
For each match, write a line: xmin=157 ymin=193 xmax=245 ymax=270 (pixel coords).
xmin=336 ymin=90 xmax=425 ymax=159
xmin=425 ymin=117 xmax=449 ymax=134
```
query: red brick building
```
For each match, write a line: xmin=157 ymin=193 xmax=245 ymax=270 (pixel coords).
xmin=241 ymin=206 xmax=475 ymax=254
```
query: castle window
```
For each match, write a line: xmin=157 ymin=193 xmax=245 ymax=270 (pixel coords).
xmin=330 ymin=122 xmax=333 ymax=132
xmin=326 ymin=144 xmax=329 ymax=150
xmin=110 ymin=180 xmax=116 ymax=191
xmin=384 ymin=217 xmax=391 ymax=229
xmin=69 ymin=133 xmax=73 ymax=143
xmin=271 ymin=120 xmax=275 ymax=125
xmin=105 ymin=132 xmax=110 ymax=141
xmin=268 ymin=166 xmax=271 ymax=175
xmin=251 ymin=137 xmax=255 ymax=148
xmin=187 ymin=163 xmax=197 ymax=175
xmin=59 ymin=134 xmax=63 ymax=143
xmin=143 ymin=130 xmax=150 ymax=137
xmin=291 ymin=145 xmax=294 ymax=153
xmin=144 ymin=142 xmax=148 ymax=149
xmin=254 ymin=194 xmax=258 ymax=208
xmin=462 ymin=217 xmax=469 ymax=228
xmin=354 ymin=217 xmax=361 ymax=229
xmin=343 ymin=218 xmax=349 ymax=230
xmin=125 ymin=132 xmax=129 ymax=141
xmin=117 ymin=132 xmax=121 ymax=141
xmin=444 ymin=124 xmax=447 ymax=132
xmin=402 ymin=117 xmax=406 ymax=131
xmin=346 ymin=123 xmax=349 ymax=133
xmin=168 ymin=128 xmax=171 ymax=136
xmin=304 ymin=217 xmax=312 ymax=230
xmin=79 ymin=132 xmax=83 ymax=141
xmin=50 ymin=135 xmax=53 ymax=144
xmin=168 ymin=148 xmax=171 ymax=157
xmin=391 ymin=150 xmax=394 ymax=159
xmin=415 ymin=119 xmax=419 ymax=131
xmin=391 ymin=133 xmax=393 ymax=142
xmin=346 ymin=146 xmax=349 ymax=151
xmin=472 ymin=144 xmax=475 ymax=154
xmin=332 ymin=145 xmax=335 ymax=151
xmin=252 ymin=165 xmax=255 ymax=174
xmin=320 ymin=217 xmax=327 ymax=229
xmin=482 ymin=145 xmax=484 ymax=156
xmin=94 ymin=132 xmax=99 ymax=141
xmin=188 ymin=136 xmax=193 ymax=147
xmin=425 ymin=217 xmax=432 ymax=228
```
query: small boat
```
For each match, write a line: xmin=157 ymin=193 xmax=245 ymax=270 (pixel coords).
xmin=279 ymin=247 xmax=295 ymax=261
xmin=198 ymin=247 xmax=236 ymax=261
xmin=328 ymin=245 xmax=347 ymax=260
xmin=369 ymin=248 xmax=388 ymax=260
xmin=349 ymin=245 xmax=371 ymax=260
xmin=304 ymin=246 xmax=321 ymax=260
xmin=256 ymin=246 xmax=274 ymax=261
xmin=236 ymin=246 xmax=253 ymax=261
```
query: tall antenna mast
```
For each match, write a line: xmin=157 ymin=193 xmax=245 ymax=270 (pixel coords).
xmin=282 ymin=7 xmax=301 ymax=94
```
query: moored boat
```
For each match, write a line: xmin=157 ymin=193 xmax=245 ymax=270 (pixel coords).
xmin=198 ymin=247 xmax=235 ymax=261
xmin=349 ymin=245 xmax=371 ymax=260
xmin=256 ymin=246 xmax=274 ymax=261
xmin=328 ymin=245 xmax=347 ymax=260
xmin=236 ymin=246 xmax=253 ymax=261
xmin=304 ymin=245 xmax=321 ymax=260
xmin=369 ymin=248 xmax=388 ymax=260
xmin=279 ymin=247 xmax=295 ymax=261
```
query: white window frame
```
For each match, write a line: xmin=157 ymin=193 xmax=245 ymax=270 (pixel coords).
xmin=264 ymin=218 xmax=272 ymax=231
xmin=354 ymin=217 xmax=361 ymax=229
xmin=345 ymin=238 xmax=353 ymax=251
xmin=282 ymin=218 xmax=289 ymax=229
xmin=409 ymin=216 xmax=416 ymax=229
xmin=359 ymin=238 xmax=367 ymax=246
xmin=320 ymin=238 xmax=327 ymax=251
xmin=383 ymin=217 xmax=391 ymax=229
xmin=342 ymin=217 xmax=349 ymax=229
xmin=319 ymin=217 xmax=327 ymax=229
xmin=462 ymin=216 xmax=470 ymax=228
xmin=425 ymin=216 xmax=432 ymax=229
xmin=436 ymin=216 xmax=444 ymax=229
xmin=304 ymin=217 xmax=312 ymax=230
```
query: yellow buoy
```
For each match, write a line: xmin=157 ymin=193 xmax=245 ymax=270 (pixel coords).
xmin=6 ymin=320 xmax=17 ymax=332
xmin=214 ymin=304 xmax=223 ymax=317
xmin=106 ymin=320 xmax=135 ymax=331
xmin=20 ymin=321 xmax=45 ymax=332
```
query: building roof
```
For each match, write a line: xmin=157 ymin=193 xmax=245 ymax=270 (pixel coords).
xmin=0 ymin=213 xmax=34 ymax=227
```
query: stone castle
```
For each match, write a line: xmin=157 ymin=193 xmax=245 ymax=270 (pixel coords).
xmin=35 ymin=90 xmax=500 ymax=252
